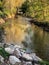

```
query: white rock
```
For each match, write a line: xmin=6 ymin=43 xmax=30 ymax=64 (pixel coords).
xmin=5 ymin=47 xmax=14 ymax=54
xmin=22 ymin=53 xmax=32 ymax=60
xmin=25 ymin=62 xmax=32 ymax=65
xmin=0 ymin=55 xmax=4 ymax=63
xmin=34 ymin=56 xmax=42 ymax=61
xmin=20 ymin=49 xmax=25 ymax=53
xmin=0 ymin=43 xmax=4 ymax=47
xmin=30 ymin=53 xmax=42 ymax=61
xmin=14 ymin=48 xmax=21 ymax=58
xmin=9 ymin=56 xmax=21 ymax=65
xmin=14 ymin=45 xmax=22 ymax=49
xmin=30 ymin=53 xmax=36 ymax=59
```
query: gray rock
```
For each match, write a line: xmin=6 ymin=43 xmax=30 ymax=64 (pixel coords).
xmin=25 ymin=48 xmax=33 ymax=54
xmin=30 ymin=53 xmax=42 ymax=61
xmin=0 ymin=43 xmax=5 ymax=47
xmin=34 ymin=56 xmax=42 ymax=61
xmin=22 ymin=53 xmax=32 ymax=61
xmin=14 ymin=45 xmax=23 ymax=49
xmin=5 ymin=46 xmax=15 ymax=54
xmin=9 ymin=56 xmax=21 ymax=65
xmin=0 ymin=55 xmax=4 ymax=63
xmin=24 ymin=62 xmax=32 ymax=65
xmin=14 ymin=48 xmax=21 ymax=58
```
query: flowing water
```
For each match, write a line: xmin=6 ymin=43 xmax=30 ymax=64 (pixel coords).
xmin=0 ymin=16 xmax=49 ymax=61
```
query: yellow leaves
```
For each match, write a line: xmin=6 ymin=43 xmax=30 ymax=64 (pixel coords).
xmin=3 ymin=0 xmax=25 ymax=8
xmin=42 ymin=5 xmax=49 ymax=21
xmin=0 ymin=1 xmax=2 ymax=6
xmin=3 ymin=0 xmax=25 ymax=17
xmin=29 ymin=6 xmax=33 ymax=10
xmin=26 ymin=0 xmax=49 ymax=22
xmin=0 ymin=18 xmax=5 ymax=24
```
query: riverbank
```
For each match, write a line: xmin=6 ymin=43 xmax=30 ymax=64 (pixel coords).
xmin=0 ymin=43 xmax=49 ymax=65
xmin=0 ymin=15 xmax=49 ymax=64
xmin=16 ymin=14 xmax=49 ymax=32
xmin=30 ymin=20 xmax=49 ymax=32
xmin=0 ymin=43 xmax=42 ymax=65
xmin=0 ymin=14 xmax=49 ymax=33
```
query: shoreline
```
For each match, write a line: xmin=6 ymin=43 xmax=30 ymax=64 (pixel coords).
xmin=17 ymin=14 xmax=49 ymax=32
xmin=0 ymin=14 xmax=49 ymax=32
xmin=0 ymin=43 xmax=49 ymax=65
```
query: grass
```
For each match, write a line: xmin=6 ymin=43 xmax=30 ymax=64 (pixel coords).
xmin=38 ymin=60 xmax=49 ymax=65
xmin=0 ymin=47 xmax=10 ymax=58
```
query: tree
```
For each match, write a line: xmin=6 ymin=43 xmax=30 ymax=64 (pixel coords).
xmin=3 ymin=0 xmax=25 ymax=17
xmin=0 ymin=0 xmax=4 ymax=17
xmin=0 ymin=0 xmax=3 ymax=11
xmin=21 ymin=0 xmax=30 ymax=14
xmin=21 ymin=0 xmax=49 ymax=22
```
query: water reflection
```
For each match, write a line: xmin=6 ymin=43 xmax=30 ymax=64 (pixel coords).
xmin=33 ymin=26 xmax=49 ymax=61
xmin=3 ymin=17 xmax=31 ymax=44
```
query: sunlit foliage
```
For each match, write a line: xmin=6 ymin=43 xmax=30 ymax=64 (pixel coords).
xmin=21 ymin=0 xmax=49 ymax=22
xmin=0 ymin=0 xmax=3 ymax=17
xmin=3 ymin=0 xmax=25 ymax=17
xmin=0 ymin=0 xmax=25 ymax=18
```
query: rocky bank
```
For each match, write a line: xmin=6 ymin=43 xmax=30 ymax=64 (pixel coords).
xmin=0 ymin=43 xmax=42 ymax=65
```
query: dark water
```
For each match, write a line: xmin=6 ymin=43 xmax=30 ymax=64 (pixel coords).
xmin=0 ymin=16 xmax=49 ymax=61
xmin=33 ymin=26 xmax=49 ymax=61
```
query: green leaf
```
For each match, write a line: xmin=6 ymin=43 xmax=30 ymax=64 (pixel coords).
xmin=0 ymin=47 xmax=10 ymax=58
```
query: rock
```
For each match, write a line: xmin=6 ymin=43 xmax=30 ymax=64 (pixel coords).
xmin=20 ymin=48 xmax=25 ymax=53
xmin=9 ymin=56 xmax=21 ymax=65
xmin=5 ymin=47 xmax=15 ymax=54
xmin=14 ymin=45 xmax=22 ymax=49
xmin=34 ymin=56 xmax=42 ymax=61
xmin=5 ymin=44 xmax=15 ymax=54
xmin=25 ymin=48 xmax=33 ymax=54
xmin=34 ymin=64 xmax=40 ymax=65
xmin=0 ymin=55 xmax=4 ymax=63
xmin=5 ymin=43 xmax=14 ymax=47
xmin=14 ymin=48 xmax=21 ymax=58
xmin=0 ymin=43 xmax=43 ymax=65
xmin=23 ymin=61 xmax=32 ymax=65
xmin=25 ymin=62 xmax=32 ymax=65
xmin=30 ymin=53 xmax=42 ymax=61
xmin=30 ymin=53 xmax=36 ymax=59
xmin=0 ymin=43 xmax=5 ymax=47
xmin=22 ymin=53 xmax=32 ymax=61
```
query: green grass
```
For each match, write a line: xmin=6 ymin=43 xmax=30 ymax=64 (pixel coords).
xmin=38 ymin=60 xmax=49 ymax=65
xmin=0 ymin=47 xmax=10 ymax=58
